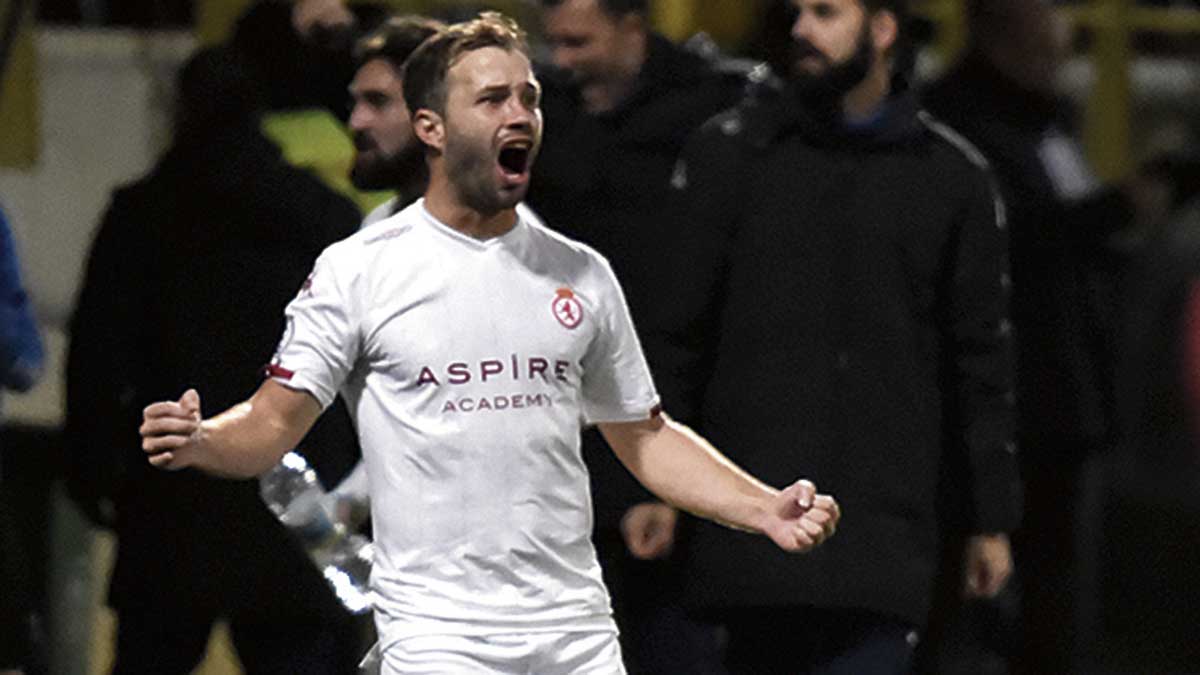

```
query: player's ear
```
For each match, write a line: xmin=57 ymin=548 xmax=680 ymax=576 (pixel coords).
xmin=413 ymin=109 xmax=445 ymax=153
xmin=870 ymin=9 xmax=899 ymax=54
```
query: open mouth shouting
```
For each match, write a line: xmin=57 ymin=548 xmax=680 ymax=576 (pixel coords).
xmin=497 ymin=137 xmax=535 ymax=187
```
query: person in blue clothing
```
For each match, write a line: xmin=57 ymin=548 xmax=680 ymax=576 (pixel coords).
xmin=0 ymin=202 xmax=45 ymax=675
xmin=0 ymin=206 xmax=42 ymax=397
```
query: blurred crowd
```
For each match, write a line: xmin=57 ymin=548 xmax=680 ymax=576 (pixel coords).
xmin=3 ymin=0 xmax=1200 ymax=673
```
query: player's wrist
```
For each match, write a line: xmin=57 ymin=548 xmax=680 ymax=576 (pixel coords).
xmin=740 ymin=492 xmax=776 ymax=536
xmin=181 ymin=419 xmax=214 ymax=469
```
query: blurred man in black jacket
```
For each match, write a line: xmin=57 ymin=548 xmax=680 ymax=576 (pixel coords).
xmin=1083 ymin=195 xmax=1200 ymax=674
xmin=645 ymin=0 xmax=1022 ymax=672
xmin=65 ymin=47 xmax=363 ymax=674
xmin=921 ymin=2 xmax=1171 ymax=670
xmin=527 ymin=1 xmax=752 ymax=672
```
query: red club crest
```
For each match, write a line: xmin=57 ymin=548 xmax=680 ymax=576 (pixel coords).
xmin=552 ymin=288 xmax=583 ymax=329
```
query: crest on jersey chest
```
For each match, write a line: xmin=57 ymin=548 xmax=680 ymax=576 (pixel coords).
xmin=552 ymin=287 xmax=584 ymax=330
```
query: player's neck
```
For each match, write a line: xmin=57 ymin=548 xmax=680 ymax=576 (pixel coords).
xmin=423 ymin=180 xmax=518 ymax=241
xmin=397 ymin=172 xmax=427 ymax=208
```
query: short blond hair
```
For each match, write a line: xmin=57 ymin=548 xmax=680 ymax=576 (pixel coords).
xmin=402 ymin=12 xmax=529 ymax=116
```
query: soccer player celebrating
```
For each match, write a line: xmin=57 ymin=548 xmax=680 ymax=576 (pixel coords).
xmin=139 ymin=13 xmax=839 ymax=674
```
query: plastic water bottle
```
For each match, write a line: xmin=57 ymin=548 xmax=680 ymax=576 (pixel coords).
xmin=259 ymin=451 xmax=374 ymax=614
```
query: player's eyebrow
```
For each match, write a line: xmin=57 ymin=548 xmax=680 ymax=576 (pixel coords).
xmin=477 ymin=83 xmax=513 ymax=97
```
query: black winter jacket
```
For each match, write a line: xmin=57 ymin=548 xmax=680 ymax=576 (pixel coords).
xmin=527 ymin=33 xmax=751 ymax=529
xmin=647 ymin=85 xmax=1022 ymax=625
xmin=65 ymin=123 xmax=362 ymax=615
xmin=923 ymin=55 xmax=1132 ymax=456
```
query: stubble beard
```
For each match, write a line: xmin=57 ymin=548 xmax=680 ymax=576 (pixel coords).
xmin=351 ymin=143 xmax=426 ymax=192
xmin=443 ymin=134 xmax=523 ymax=215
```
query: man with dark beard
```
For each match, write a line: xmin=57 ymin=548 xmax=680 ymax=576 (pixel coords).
xmin=348 ymin=16 xmax=445 ymax=226
xmin=642 ymin=0 xmax=1022 ymax=672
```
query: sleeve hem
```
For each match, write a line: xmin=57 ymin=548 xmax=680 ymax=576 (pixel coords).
xmin=269 ymin=371 xmax=336 ymax=410
xmin=584 ymin=396 xmax=662 ymax=426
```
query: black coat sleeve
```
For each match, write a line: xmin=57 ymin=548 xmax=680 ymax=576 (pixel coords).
xmin=942 ymin=168 xmax=1024 ymax=534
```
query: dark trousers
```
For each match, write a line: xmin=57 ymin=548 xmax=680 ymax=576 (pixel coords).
xmin=594 ymin=527 xmax=724 ymax=675
xmin=1074 ymin=454 xmax=1200 ymax=674
xmin=1013 ymin=449 xmax=1092 ymax=675
xmin=0 ymin=471 xmax=32 ymax=669
xmin=111 ymin=607 xmax=363 ymax=675
xmin=0 ymin=443 xmax=46 ymax=674
xmin=720 ymin=607 xmax=917 ymax=675
xmin=918 ymin=527 xmax=1019 ymax=675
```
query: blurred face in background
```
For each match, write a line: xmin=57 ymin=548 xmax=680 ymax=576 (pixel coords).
xmin=542 ymin=0 xmax=644 ymax=110
xmin=786 ymin=0 xmax=875 ymax=99
xmin=349 ymin=57 xmax=422 ymax=190
xmin=977 ymin=0 xmax=1071 ymax=95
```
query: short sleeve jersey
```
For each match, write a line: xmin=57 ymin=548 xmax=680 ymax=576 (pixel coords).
xmin=270 ymin=200 xmax=660 ymax=641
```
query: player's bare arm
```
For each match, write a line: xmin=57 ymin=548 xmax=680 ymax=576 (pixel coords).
xmin=599 ymin=413 xmax=840 ymax=553
xmin=140 ymin=379 xmax=323 ymax=479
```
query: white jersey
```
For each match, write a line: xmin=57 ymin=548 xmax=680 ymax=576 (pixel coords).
xmin=361 ymin=196 xmax=401 ymax=228
xmin=270 ymin=200 xmax=659 ymax=647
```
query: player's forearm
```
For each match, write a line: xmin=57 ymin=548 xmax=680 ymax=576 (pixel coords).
xmin=606 ymin=416 xmax=778 ymax=534
xmin=192 ymin=399 xmax=304 ymax=479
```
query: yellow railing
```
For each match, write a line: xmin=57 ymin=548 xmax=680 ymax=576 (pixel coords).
xmin=1078 ymin=0 xmax=1134 ymax=181
xmin=914 ymin=0 xmax=1199 ymax=180
xmin=0 ymin=0 xmax=39 ymax=168
xmin=912 ymin=0 xmax=967 ymax=60
xmin=2 ymin=0 xmax=1196 ymax=173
